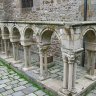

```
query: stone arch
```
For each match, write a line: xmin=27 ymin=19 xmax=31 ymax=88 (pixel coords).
xmin=40 ymin=27 xmax=61 ymax=44
xmin=81 ymin=27 xmax=96 ymax=40
xmin=24 ymin=27 xmax=34 ymax=40
xmin=12 ymin=27 xmax=20 ymax=38
xmin=3 ymin=26 xmax=10 ymax=39
xmin=10 ymin=27 xmax=21 ymax=42
xmin=82 ymin=27 xmax=96 ymax=67
xmin=4 ymin=26 xmax=10 ymax=34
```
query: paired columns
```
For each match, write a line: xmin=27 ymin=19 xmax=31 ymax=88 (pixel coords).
xmin=62 ymin=53 xmax=77 ymax=94
xmin=12 ymin=42 xmax=19 ymax=61
xmin=12 ymin=41 xmax=32 ymax=69
xmin=4 ymin=39 xmax=11 ymax=57
xmin=39 ymin=44 xmax=49 ymax=80
xmin=23 ymin=46 xmax=31 ymax=68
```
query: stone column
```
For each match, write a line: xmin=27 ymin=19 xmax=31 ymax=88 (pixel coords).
xmin=39 ymin=46 xmax=44 ymax=80
xmin=1 ymin=39 xmax=4 ymax=52
xmin=90 ymin=51 xmax=95 ymax=75
xmin=63 ymin=57 xmax=68 ymax=91
xmin=72 ymin=61 xmax=77 ymax=93
xmin=68 ymin=55 xmax=75 ymax=92
xmin=4 ymin=39 xmax=8 ymax=57
xmin=12 ymin=42 xmax=19 ymax=61
xmin=44 ymin=50 xmax=48 ymax=76
xmin=23 ymin=46 xmax=31 ymax=68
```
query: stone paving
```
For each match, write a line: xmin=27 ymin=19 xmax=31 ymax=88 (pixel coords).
xmin=86 ymin=88 xmax=96 ymax=96
xmin=0 ymin=61 xmax=49 ymax=96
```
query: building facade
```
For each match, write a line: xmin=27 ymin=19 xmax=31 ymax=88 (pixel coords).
xmin=0 ymin=0 xmax=96 ymax=96
xmin=0 ymin=0 xmax=95 ymax=21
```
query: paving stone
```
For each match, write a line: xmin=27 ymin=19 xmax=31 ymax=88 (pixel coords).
xmin=0 ymin=88 xmax=6 ymax=93
xmin=26 ymin=93 xmax=37 ymax=96
xmin=18 ymin=81 xmax=28 ymax=86
xmin=0 ymin=84 xmax=7 ymax=88
xmin=22 ymin=86 xmax=38 ymax=95
xmin=2 ymin=89 xmax=14 ymax=95
xmin=5 ymin=85 xmax=12 ymax=90
xmin=12 ymin=91 xmax=25 ymax=96
xmin=34 ymin=90 xmax=46 ymax=96
xmin=0 ymin=79 xmax=10 ymax=84
xmin=13 ymin=86 xmax=26 ymax=91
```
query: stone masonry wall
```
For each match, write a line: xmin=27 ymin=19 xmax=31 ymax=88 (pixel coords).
xmin=3 ymin=0 xmax=83 ymax=21
xmin=0 ymin=0 xmax=4 ymax=21
xmin=2 ymin=0 xmax=96 ymax=21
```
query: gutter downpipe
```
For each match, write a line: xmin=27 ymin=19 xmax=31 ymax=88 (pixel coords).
xmin=82 ymin=0 xmax=87 ymax=67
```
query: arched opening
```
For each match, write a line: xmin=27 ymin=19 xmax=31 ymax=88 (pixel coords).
xmin=82 ymin=30 xmax=96 ymax=70
xmin=24 ymin=28 xmax=33 ymax=41
xmin=41 ymin=30 xmax=54 ymax=44
xmin=23 ymin=28 xmax=39 ymax=67
xmin=40 ymin=29 xmax=63 ymax=81
xmin=3 ymin=27 xmax=12 ymax=56
xmin=4 ymin=27 xmax=9 ymax=36
xmin=12 ymin=27 xmax=22 ymax=61
xmin=82 ymin=30 xmax=96 ymax=67
xmin=12 ymin=27 xmax=20 ymax=39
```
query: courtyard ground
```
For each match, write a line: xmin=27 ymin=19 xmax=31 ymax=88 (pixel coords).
xmin=0 ymin=61 xmax=49 ymax=96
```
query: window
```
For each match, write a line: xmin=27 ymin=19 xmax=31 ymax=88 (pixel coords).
xmin=22 ymin=0 xmax=33 ymax=8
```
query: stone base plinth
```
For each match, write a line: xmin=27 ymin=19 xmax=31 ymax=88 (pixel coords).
xmin=85 ymin=75 xmax=96 ymax=81
xmin=22 ymin=66 xmax=33 ymax=71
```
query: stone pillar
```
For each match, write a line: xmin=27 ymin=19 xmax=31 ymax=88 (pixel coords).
xmin=23 ymin=46 xmax=31 ymax=68
xmin=90 ymin=51 xmax=95 ymax=75
xmin=39 ymin=46 xmax=44 ymax=80
xmin=85 ymin=51 xmax=96 ymax=80
xmin=68 ymin=54 xmax=76 ymax=93
xmin=63 ymin=57 xmax=68 ymax=91
xmin=72 ymin=61 xmax=77 ymax=93
xmin=4 ymin=39 xmax=8 ymax=57
xmin=1 ymin=39 xmax=4 ymax=52
xmin=12 ymin=42 xmax=19 ymax=61
xmin=44 ymin=51 xmax=48 ymax=75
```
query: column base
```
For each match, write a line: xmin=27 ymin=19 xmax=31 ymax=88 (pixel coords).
xmin=85 ymin=75 xmax=96 ymax=81
xmin=58 ymin=88 xmax=77 ymax=96
xmin=22 ymin=66 xmax=33 ymax=71
xmin=2 ymin=52 xmax=5 ymax=54
xmin=39 ymin=73 xmax=50 ymax=81
xmin=12 ymin=60 xmax=22 ymax=64
xmin=58 ymin=88 xmax=69 ymax=96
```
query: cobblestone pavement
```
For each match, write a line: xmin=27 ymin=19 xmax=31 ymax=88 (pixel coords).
xmin=86 ymin=88 xmax=96 ymax=96
xmin=0 ymin=61 xmax=49 ymax=96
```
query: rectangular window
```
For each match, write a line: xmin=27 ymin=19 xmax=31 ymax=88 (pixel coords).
xmin=22 ymin=0 xmax=33 ymax=8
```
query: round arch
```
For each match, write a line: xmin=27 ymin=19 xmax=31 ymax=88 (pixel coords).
xmin=12 ymin=27 xmax=21 ymax=38
xmin=40 ymin=27 xmax=61 ymax=44
xmin=24 ymin=27 xmax=34 ymax=39
xmin=82 ymin=27 xmax=96 ymax=67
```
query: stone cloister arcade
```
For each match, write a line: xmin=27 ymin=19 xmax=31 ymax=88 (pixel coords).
xmin=0 ymin=21 xmax=96 ymax=96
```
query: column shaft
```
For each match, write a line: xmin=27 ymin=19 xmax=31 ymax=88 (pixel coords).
xmin=39 ymin=47 xmax=44 ymax=77
xmin=90 ymin=52 xmax=95 ymax=75
xmin=4 ymin=39 xmax=8 ymax=56
xmin=72 ymin=62 xmax=77 ymax=92
xmin=68 ymin=56 xmax=75 ymax=92
xmin=44 ymin=51 xmax=48 ymax=74
xmin=63 ymin=58 xmax=68 ymax=89
xmin=68 ymin=61 xmax=73 ymax=91
xmin=12 ymin=42 xmax=19 ymax=61
xmin=1 ymin=39 xmax=4 ymax=52
xmin=23 ymin=46 xmax=31 ymax=68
